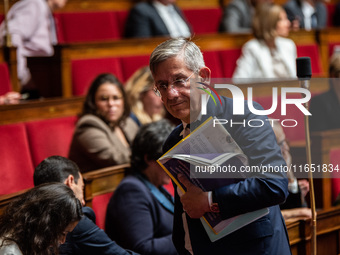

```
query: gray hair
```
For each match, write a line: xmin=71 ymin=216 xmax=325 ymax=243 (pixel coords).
xmin=149 ymin=38 xmax=205 ymax=74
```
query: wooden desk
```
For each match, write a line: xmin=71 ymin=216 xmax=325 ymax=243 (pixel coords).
xmin=286 ymin=206 xmax=340 ymax=255
xmin=0 ymin=96 xmax=84 ymax=125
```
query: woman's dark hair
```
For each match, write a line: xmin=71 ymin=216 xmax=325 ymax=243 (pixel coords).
xmin=130 ymin=119 xmax=174 ymax=172
xmin=81 ymin=73 xmax=130 ymax=126
xmin=0 ymin=183 xmax=82 ymax=255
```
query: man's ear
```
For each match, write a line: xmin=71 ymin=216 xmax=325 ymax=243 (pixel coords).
xmin=64 ymin=175 xmax=74 ymax=188
xmin=199 ymin=67 xmax=211 ymax=84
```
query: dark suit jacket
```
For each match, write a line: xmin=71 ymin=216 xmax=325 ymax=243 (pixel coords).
xmin=60 ymin=207 xmax=137 ymax=255
xmin=284 ymin=0 xmax=327 ymax=29
xmin=105 ymin=175 xmax=178 ymax=255
xmin=124 ymin=2 xmax=191 ymax=38
xmin=309 ymin=87 xmax=340 ymax=132
xmin=163 ymin=96 xmax=291 ymax=255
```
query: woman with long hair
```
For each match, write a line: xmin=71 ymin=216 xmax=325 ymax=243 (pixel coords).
xmin=0 ymin=183 xmax=82 ymax=255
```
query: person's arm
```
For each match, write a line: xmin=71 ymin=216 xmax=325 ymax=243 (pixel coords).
xmin=125 ymin=5 xmax=153 ymax=38
xmin=60 ymin=207 xmax=138 ymax=255
xmin=106 ymin=181 xmax=177 ymax=255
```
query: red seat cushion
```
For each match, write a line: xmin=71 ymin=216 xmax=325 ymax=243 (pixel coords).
xmin=296 ymin=45 xmax=323 ymax=76
xmin=219 ymin=49 xmax=242 ymax=78
xmin=183 ymin=8 xmax=222 ymax=34
xmin=120 ymin=55 xmax=150 ymax=82
xmin=0 ymin=123 xmax=34 ymax=194
xmin=71 ymin=58 xmax=124 ymax=96
xmin=54 ymin=12 xmax=120 ymax=43
xmin=92 ymin=192 xmax=113 ymax=230
xmin=0 ymin=63 xmax=12 ymax=95
xmin=25 ymin=116 xmax=77 ymax=168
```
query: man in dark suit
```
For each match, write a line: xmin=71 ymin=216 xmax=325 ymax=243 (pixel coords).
xmin=149 ymin=38 xmax=291 ymax=254
xmin=124 ymin=0 xmax=191 ymax=38
xmin=33 ymin=155 xmax=137 ymax=255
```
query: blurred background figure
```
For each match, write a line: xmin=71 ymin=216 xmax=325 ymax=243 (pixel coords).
xmin=232 ymin=3 xmax=296 ymax=80
xmin=125 ymin=66 xmax=165 ymax=126
xmin=272 ymin=120 xmax=311 ymax=220
xmin=219 ymin=0 xmax=273 ymax=33
xmin=310 ymin=52 xmax=340 ymax=132
xmin=124 ymin=0 xmax=191 ymax=38
xmin=0 ymin=91 xmax=21 ymax=105
xmin=0 ymin=183 xmax=82 ymax=255
xmin=284 ymin=0 xmax=327 ymax=30
xmin=69 ymin=73 xmax=139 ymax=173
xmin=105 ymin=119 xmax=177 ymax=255
xmin=0 ymin=0 xmax=68 ymax=99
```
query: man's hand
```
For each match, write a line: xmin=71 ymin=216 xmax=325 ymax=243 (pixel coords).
xmin=177 ymin=174 xmax=210 ymax=218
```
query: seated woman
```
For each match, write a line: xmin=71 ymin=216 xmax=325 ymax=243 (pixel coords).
xmin=0 ymin=183 xmax=82 ymax=255
xmin=69 ymin=73 xmax=139 ymax=172
xmin=232 ymin=3 xmax=296 ymax=81
xmin=105 ymin=119 xmax=178 ymax=255
xmin=125 ymin=66 xmax=165 ymax=126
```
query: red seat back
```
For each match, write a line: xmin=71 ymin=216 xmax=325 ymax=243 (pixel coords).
xmin=54 ymin=12 xmax=120 ymax=43
xmin=0 ymin=123 xmax=34 ymax=195
xmin=71 ymin=58 xmax=124 ymax=96
xmin=326 ymin=3 xmax=336 ymax=27
xmin=0 ymin=62 xmax=12 ymax=95
xmin=120 ymin=55 xmax=150 ymax=82
xmin=297 ymin=44 xmax=323 ymax=76
xmin=183 ymin=8 xmax=222 ymax=34
xmin=202 ymin=51 xmax=224 ymax=78
xmin=92 ymin=192 xmax=113 ymax=230
xmin=219 ymin=49 xmax=242 ymax=78
xmin=115 ymin=10 xmax=129 ymax=38
xmin=25 ymin=116 xmax=77 ymax=168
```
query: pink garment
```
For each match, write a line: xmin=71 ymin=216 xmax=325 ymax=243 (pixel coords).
xmin=0 ymin=0 xmax=56 ymax=86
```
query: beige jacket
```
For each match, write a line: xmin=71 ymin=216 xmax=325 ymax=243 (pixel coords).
xmin=69 ymin=114 xmax=139 ymax=173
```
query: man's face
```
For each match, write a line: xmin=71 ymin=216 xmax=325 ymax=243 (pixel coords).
xmin=153 ymin=56 xmax=207 ymax=123
xmin=71 ymin=173 xmax=85 ymax=206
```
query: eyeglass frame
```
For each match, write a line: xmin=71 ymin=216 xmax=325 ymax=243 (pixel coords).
xmin=153 ymin=72 xmax=195 ymax=97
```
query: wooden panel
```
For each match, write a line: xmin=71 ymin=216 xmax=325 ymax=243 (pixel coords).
xmin=82 ymin=164 xmax=129 ymax=207
xmin=0 ymin=188 xmax=29 ymax=215
xmin=0 ymin=96 xmax=84 ymax=125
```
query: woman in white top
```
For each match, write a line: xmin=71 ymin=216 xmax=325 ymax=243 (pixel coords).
xmin=233 ymin=3 xmax=296 ymax=81
xmin=0 ymin=183 xmax=82 ymax=255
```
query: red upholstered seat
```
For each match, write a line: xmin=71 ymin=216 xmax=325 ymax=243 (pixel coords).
xmin=25 ymin=116 xmax=77 ymax=168
xmin=0 ymin=62 xmax=12 ymax=95
xmin=202 ymin=51 xmax=224 ymax=78
xmin=115 ymin=10 xmax=129 ymax=38
xmin=54 ymin=12 xmax=120 ymax=43
xmin=120 ymin=55 xmax=150 ymax=82
xmin=0 ymin=123 xmax=34 ymax=195
xmin=326 ymin=3 xmax=336 ymax=27
xmin=92 ymin=192 xmax=113 ymax=230
xmin=296 ymin=45 xmax=323 ymax=76
xmin=219 ymin=49 xmax=242 ymax=78
xmin=330 ymin=148 xmax=340 ymax=203
xmin=183 ymin=8 xmax=222 ymax=34
xmin=71 ymin=58 xmax=124 ymax=96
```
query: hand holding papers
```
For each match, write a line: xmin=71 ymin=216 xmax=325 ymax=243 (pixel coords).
xmin=157 ymin=117 xmax=269 ymax=242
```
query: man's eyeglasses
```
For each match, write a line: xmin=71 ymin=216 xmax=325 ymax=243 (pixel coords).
xmin=153 ymin=73 xmax=194 ymax=97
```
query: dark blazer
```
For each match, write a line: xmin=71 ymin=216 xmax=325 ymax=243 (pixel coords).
xmin=60 ymin=207 xmax=137 ymax=255
xmin=124 ymin=2 xmax=191 ymax=38
xmin=284 ymin=0 xmax=327 ymax=29
xmin=309 ymin=87 xmax=340 ymax=132
xmin=105 ymin=175 xmax=178 ymax=255
xmin=163 ymin=96 xmax=291 ymax=255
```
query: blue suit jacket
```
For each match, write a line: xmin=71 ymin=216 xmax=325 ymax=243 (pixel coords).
xmin=59 ymin=207 xmax=137 ymax=255
xmin=124 ymin=2 xmax=191 ymax=38
xmin=163 ymin=96 xmax=291 ymax=255
xmin=105 ymin=175 xmax=178 ymax=255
